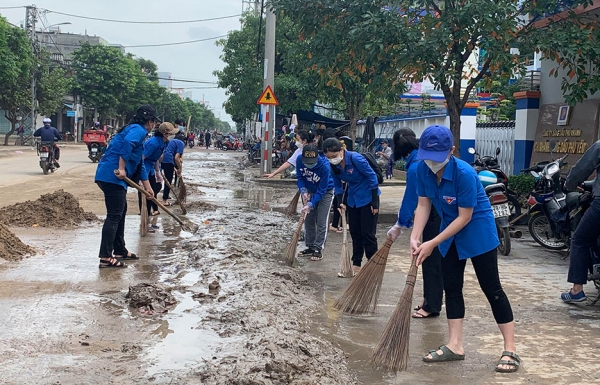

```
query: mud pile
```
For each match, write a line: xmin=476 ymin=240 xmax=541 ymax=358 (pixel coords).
xmin=0 ymin=190 xmax=98 ymax=228
xmin=127 ymin=283 xmax=177 ymax=316
xmin=0 ymin=223 xmax=34 ymax=261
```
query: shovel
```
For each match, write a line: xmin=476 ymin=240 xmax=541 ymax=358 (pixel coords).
xmin=161 ymin=170 xmax=188 ymax=215
xmin=114 ymin=170 xmax=198 ymax=233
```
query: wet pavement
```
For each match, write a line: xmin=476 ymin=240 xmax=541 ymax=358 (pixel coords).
xmin=0 ymin=149 xmax=599 ymax=384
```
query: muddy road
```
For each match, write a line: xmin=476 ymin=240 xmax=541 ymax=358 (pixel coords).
xmin=0 ymin=146 xmax=599 ymax=384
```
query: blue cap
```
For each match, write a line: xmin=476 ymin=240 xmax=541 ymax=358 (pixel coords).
xmin=417 ymin=125 xmax=453 ymax=162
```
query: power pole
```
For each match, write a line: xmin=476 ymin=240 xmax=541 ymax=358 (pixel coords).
xmin=260 ymin=8 xmax=276 ymax=174
xmin=25 ymin=6 xmax=38 ymax=129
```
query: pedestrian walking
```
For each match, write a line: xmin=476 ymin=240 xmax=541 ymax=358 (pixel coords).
xmin=296 ymin=144 xmax=334 ymax=261
xmin=322 ymin=137 xmax=380 ymax=275
xmin=387 ymin=127 xmax=443 ymax=319
xmin=94 ymin=104 xmax=159 ymax=268
xmin=161 ymin=131 xmax=186 ymax=205
xmin=205 ymin=130 xmax=211 ymax=150
xmin=410 ymin=125 xmax=519 ymax=372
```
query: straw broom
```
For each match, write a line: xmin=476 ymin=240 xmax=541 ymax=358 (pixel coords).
xmin=333 ymin=236 xmax=394 ymax=314
xmin=370 ymin=256 xmax=419 ymax=372
xmin=337 ymin=209 xmax=353 ymax=278
xmin=283 ymin=191 xmax=301 ymax=216
xmin=284 ymin=212 xmax=306 ymax=265
xmin=177 ymin=175 xmax=188 ymax=203
xmin=140 ymin=195 xmax=149 ymax=237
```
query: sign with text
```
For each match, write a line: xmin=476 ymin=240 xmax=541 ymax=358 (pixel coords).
xmin=530 ymin=100 xmax=600 ymax=171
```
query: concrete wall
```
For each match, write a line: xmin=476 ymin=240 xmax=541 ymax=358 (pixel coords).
xmin=540 ymin=59 xmax=600 ymax=105
xmin=356 ymin=115 xmax=449 ymax=140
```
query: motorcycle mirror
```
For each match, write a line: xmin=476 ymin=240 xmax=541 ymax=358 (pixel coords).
xmin=549 ymin=139 xmax=557 ymax=160
xmin=468 ymin=147 xmax=476 ymax=155
xmin=495 ymin=147 xmax=501 ymax=156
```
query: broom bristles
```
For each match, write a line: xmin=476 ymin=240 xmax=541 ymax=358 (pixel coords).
xmin=178 ymin=178 xmax=188 ymax=203
xmin=371 ymin=259 xmax=419 ymax=372
xmin=284 ymin=214 xmax=306 ymax=265
xmin=338 ymin=210 xmax=353 ymax=278
xmin=333 ymin=236 xmax=393 ymax=314
xmin=140 ymin=195 xmax=149 ymax=237
xmin=284 ymin=191 xmax=301 ymax=216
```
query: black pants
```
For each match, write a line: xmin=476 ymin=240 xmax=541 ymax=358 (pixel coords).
xmin=347 ymin=203 xmax=378 ymax=266
xmin=54 ymin=144 xmax=60 ymax=161
xmin=331 ymin=195 xmax=342 ymax=228
xmin=137 ymin=174 xmax=160 ymax=214
xmin=421 ymin=209 xmax=443 ymax=314
xmin=97 ymin=181 xmax=128 ymax=258
xmin=442 ymin=242 xmax=513 ymax=324
xmin=568 ymin=197 xmax=600 ymax=285
xmin=161 ymin=163 xmax=177 ymax=201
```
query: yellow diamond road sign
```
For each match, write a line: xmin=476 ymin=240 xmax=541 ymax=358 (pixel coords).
xmin=257 ymin=85 xmax=279 ymax=106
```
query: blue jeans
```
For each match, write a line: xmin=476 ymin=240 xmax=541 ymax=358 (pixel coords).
xmin=568 ymin=197 xmax=600 ymax=285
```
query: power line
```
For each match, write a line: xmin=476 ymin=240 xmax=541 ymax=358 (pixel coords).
xmin=45 ymin=34 xmax=227 ymax=48
xmin=41 ymin=9 xmax=240 ymax=24
xmin=0 ymin=6 xmax=24 ymax=9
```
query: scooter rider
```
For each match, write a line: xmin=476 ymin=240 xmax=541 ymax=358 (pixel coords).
xmin=33 ymin=118 xmax=63 ymax=168
xmin=561 ymin=139 xmax=600 ymax=303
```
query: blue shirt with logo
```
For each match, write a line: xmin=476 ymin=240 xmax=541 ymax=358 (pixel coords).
xmin=95 ymin=124 xmax=148 ymax=189
xmin=397 ymin=149 xmax=419 ymax=228
xmin=416 ymin=156 xmax=499 ymax=259
xmin=141 ymin=136 xmax=166 ymax=180
xmin=162 ymin=139 xmax=185 ymax=164
xmin=331 ymin=150 xmax=380 ymax=208
xmin=296 ymin=155 xmax=334 ymax=207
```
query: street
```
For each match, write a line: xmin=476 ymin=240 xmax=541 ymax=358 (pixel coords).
xmin=0 ymin=147 xmax=599 ymax=384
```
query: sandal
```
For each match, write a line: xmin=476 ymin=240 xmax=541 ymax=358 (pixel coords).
xmin=423 ymin=345 xmax=465 ymax=362
xmin=99 ymin=258 xmax=127 ymax=268
xmin=151 ymin=211 xmax=160 ymax=216
xmin=495 ymin=351 xmax=521 ymax=373
xmin=412 ymin=310 xmax=440 ymax=319
xmin=310 ymin=253 xmax=323 ymax=261
xmin=114 ymin=253 xmax=138 ymax=261
xmin=163 ymin=202 xmax=173 ymax=207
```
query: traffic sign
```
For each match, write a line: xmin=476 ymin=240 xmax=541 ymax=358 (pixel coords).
xmin=257 ymin=85 xmax=279 ymax=105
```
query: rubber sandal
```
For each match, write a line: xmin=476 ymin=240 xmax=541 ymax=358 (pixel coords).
xmin=495 ymin=351 xmax=521 ymax=373
xmin=412 ymin=310 xmax=440 ymax=319
xmin=414 ymin=305 xmax=423 ymax=311
xmin=423 ymin=345 xmax=465 ymax=362
xmin=151 ymin=211 xmax=160 ymax=216
xmin=310 ymin=254 xmax=323 ymax=261
xmin=99 ymin=258 xmax=127 ymax=268
xmin=163 ymin=202 xmax=173 ymax=207
xmin=114 ymin=253 xmax=138 ymax=261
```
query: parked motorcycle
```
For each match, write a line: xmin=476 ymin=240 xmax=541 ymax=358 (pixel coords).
xmin=247 ymin=141 xmax=261 ymax=163
xmin=83 ymin=129 xmax=107 ymax=163
xmin=37 ymin=140 xmax=57 ymax=175
xmin=222 ymin=139 xmax=243 ymax=151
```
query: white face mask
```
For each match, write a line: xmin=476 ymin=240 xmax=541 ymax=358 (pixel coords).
xmin=296 ymin=141 xmax=304 ymax=149
xmin=329 ymin=156 xmax=342 ymax=165
xmin=178 ymin=126 xmax=184 ymax=131
xmin=168 ymin=134 xmax=176 ymax=140
xmin=425 ymin=158 xmax=449 ymax=173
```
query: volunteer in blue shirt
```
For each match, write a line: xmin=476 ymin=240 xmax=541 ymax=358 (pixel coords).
xmin=95 ymin=104 xmax=159 ymax=268
xmin=410 ymin=125 xmax=519 ymax=373
xmin=323 ymin=137 xmax=380 ymax=275
xmin=138 ymin=122 xmax=179 ymax=219
xmin=387 ymin=127 xmax=443 ymax=319
xmin=161 ymin=130 xmax=186 ymax=205
xmin=296 ymin=144 xmax=335 ymax=261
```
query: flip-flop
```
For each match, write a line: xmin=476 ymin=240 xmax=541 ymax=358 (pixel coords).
xmin=150 ymin=211 xmax=160 ymax=216
xmin=412 ymin=310 xmax=440 ymax=319
xmin=423 ymin=345 xmax=465 ymax=362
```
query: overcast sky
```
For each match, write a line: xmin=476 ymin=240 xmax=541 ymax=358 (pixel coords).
xmin=1 ymin=0 xmax=247 ymax=124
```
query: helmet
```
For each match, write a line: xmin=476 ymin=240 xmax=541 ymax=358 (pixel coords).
xmin=43 ymin=118 xmax=51 ymax=123
xmin=478 ymin=170 xmax=497 ymax=187
xmin=94 ymin=122 xmax=100 ymax=127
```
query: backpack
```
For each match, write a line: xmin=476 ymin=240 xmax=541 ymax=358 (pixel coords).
xmin=332 ymin=151 xmax=383 ymax=184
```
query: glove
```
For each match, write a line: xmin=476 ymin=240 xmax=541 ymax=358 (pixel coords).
xmin=302 ymin=202 xmax=314 ymax=213
xmin=387 ymin=224 xmax=403 ymax=242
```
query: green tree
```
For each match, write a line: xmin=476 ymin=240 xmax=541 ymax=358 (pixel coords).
xmin=0 ymin=17 xmax=34 ymax=145
xmin=36 ymin=51 xmax=73 ymax=116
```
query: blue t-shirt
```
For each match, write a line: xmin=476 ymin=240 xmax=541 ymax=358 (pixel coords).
xmin=296 ymin=155 xmax=334 ymax=207
xmin=416 ymin=156 xmax=499 ymax=259
xmin=141 ymin=136 xmax=166 ymax=180
xmin=331 ymin=150 xmax=380 ymax=208
xmin=162 ymin=139 xmax=185 ymax=165
xmin=95 ymin=124 xmax=148 ymax=189
xmin=397 ymin=150 xmax=419 ymax=228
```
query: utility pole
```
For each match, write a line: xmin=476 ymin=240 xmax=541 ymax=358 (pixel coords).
xmin=260 ymin=8 xmax=276 ymax=174
xmin=25 ymin=6 xmax=38 ymax=129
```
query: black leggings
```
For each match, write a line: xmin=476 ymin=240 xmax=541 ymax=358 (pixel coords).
xmin=330 ymin=195 xmax=341 ymax=228
xmin=161 ymin=163 xmax=177 ymax=200
xmin=442 ymin=242 xmax=513 ymax=324
xmin=347 ymin=203 xmax=378 ymax=266
xmin=138 ymin=173 xmax=161 ymax=214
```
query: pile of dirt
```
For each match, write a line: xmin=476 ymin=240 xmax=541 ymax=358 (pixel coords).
xmin=0 ymin=223 xmax=34 ymax=261
xmin=126 ymin=283 xmax=178 ymax=316
xmin=0 ymin=190 xmax=98 ymax=228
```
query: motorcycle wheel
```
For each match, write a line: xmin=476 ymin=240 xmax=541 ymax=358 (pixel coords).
xmin=41 ymin=162 xmax=49 ymax=175
xmin=222 ymin=146 xmax=228 ymax=151
xmin=497 ymin=223 xmax=511 ymax=255
xmin=507 ymin=195 xmax=522 ymax=224
xmin=528 ymin=211 xmax=567 ymax=250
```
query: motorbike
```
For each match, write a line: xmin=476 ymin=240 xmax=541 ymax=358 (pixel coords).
xmin=469 ymin=147 xmax=522 ymax=223
xmin=83 ymin=129 xmax=107 ymax=163
xmin=188 ymin=138 xmax=195 ymax=148
xmin=214 ymin=138 xmax=224 ymax=150
xmin=247 ymin=141 xmax=261 ymax=163
xmin=222 ymin=139 xmax=243 ymax=151
xmin=468 ymin=147 xmax=512 ymax=255
xmin=36 ymin=140 xmax=57 ymax=175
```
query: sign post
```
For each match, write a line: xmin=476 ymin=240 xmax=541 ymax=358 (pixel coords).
xmin=257 ymin=85 xmax=279 ymax=174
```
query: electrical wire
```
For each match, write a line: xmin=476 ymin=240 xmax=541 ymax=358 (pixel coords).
xmin=40 ymin=9 xmax=240 ymax=24
xmin=44 ymin=34 xmax=227 ymax=49
xmin=0 ymin=6 xmax=25 ymax=9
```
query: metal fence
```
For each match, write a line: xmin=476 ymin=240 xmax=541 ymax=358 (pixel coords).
xmin=475 ymin=121 xmax=515 ymax=175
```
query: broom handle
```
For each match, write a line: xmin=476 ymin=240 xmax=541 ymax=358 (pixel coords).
xmin=161 ymin=170 xmax=186 ymax=209
xmin=115 ymin=170 xmax=186 ymax=227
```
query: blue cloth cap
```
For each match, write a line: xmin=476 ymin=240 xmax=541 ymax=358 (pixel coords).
xmin=417 ymin=125 xmax=453 ymax=162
